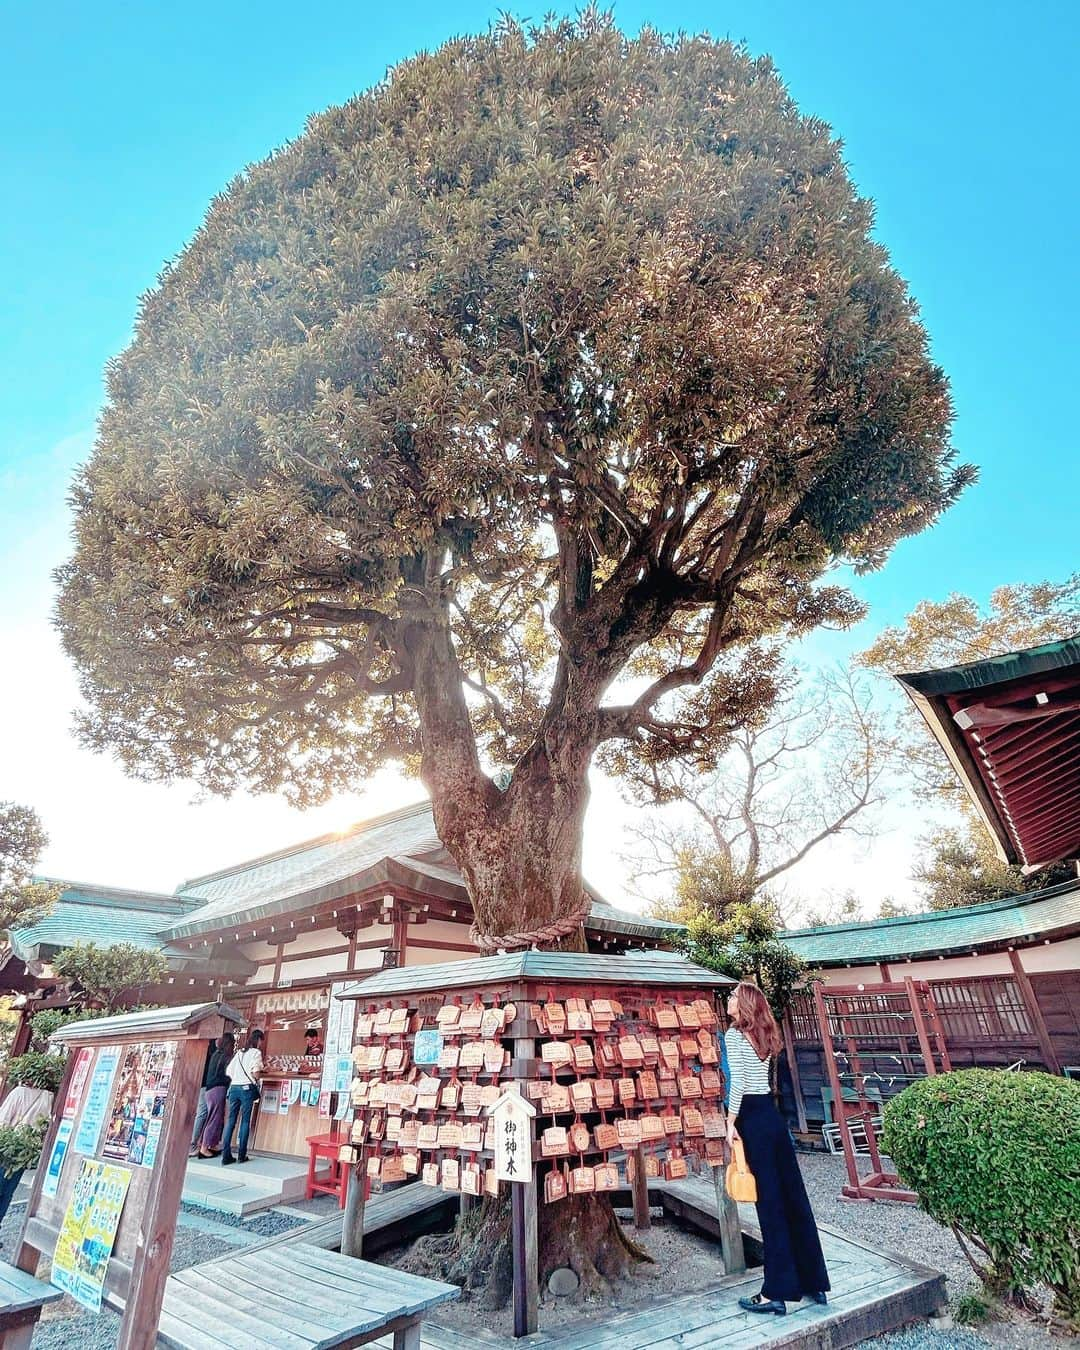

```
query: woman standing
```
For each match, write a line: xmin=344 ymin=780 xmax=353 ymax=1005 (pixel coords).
xmin=221 ymin=1029 xmax=264 ymax=1166
xmin=725 ymin=982 xmax=829 ymax=1316
xmin=192 ymin=1033 xmax=234 ymax=1158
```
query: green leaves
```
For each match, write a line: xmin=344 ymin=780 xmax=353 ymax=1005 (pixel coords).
xmin=0 ymin=802 xmax=59 ymax=936
xmin=883 ymin=1069 xmax=1080 ymax=1323
xmin=58 ymin=13 xmax=963 ymax=841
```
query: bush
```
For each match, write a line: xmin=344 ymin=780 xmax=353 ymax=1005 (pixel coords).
xmin=6 ymin=1051 xmax=66 ymax=1094
xmin=952 ymin=1292 xmax=991 ymax=1326
xmin=882 ymin=1069 xmax=1080 ymax=1324
xmin=0 ymin=1121 xmax=47 ymax=1179
xmin=29 ymin=1006 xmax=109 ymax=1049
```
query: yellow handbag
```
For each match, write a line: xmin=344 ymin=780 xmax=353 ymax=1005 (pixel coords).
xmin=725 ymin=1138 xmax=758 ymax=1203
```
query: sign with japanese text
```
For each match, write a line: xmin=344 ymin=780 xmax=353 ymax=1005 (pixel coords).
xmin=488 ymin=1089 xmax=536 ymax=1184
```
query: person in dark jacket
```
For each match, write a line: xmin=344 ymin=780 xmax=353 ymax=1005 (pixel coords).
xmin=726 ymin=981 xmax=830 ymax=1316
xmin=191 ymin=1033 xmax=234 ymax=1159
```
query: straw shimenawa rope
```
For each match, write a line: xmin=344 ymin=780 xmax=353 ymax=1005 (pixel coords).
xmin=469 ymin=906 xmax=589 ymax=952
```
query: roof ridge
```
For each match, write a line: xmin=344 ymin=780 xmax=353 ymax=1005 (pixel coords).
xmin=784 ymin=875 xmax=1080 ymax=938
xmin=36 ymin=877 xmax=191 ymax=909
xmin=175 ymin=799 xmax=434 ymax=893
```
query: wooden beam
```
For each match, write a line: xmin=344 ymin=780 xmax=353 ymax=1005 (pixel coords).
xmin=1009 ymin=949 xmax=1061 ymax=1075
xmin=631 ymin=1146 xmax=650 ymax=1230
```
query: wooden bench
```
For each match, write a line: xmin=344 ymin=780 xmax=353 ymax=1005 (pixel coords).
xmin=0 ymin=1259 xmax=64 ymax=1350
xmin=158 ymin=1240 xmax=459 ymax=1349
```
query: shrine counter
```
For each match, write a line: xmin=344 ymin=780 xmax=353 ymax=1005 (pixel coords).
xmin=252 ymin=1072 xmax=325 ymax=1158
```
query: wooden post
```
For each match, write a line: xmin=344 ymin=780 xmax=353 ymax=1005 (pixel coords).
xmin=15 ymin=1049 xmax=80 ymax=1277
xmin=631 ymin=1145 xmax=650 ymax=1230
xmin=1008 ymin=950 xmax=1061 ymax=1074
xmin=510 ymin=1159 xmax=538 ymax=1336
xmin=781 ymin=1012 xmax=809 ymax=1135
xmin=712 ymin=1154 xmax=745 ymax=1275
xmin=341 ymin=1162 xmax=366 ymax=1258
xmin=115 ymin=1029 xmax=212 ymax=1350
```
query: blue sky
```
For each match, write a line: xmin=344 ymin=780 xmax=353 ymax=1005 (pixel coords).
xmin=1 ymin=1 xmax=1077 ymax=906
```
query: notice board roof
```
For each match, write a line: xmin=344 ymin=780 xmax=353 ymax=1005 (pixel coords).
xmin=50 ymin=1000 xmax=243 ymax=1046
xmin=337 ymin=950 xmax=734 ymax=1000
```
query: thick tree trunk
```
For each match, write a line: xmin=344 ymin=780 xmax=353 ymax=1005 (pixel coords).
xmin=399 ymin=604 xmax=649 ymax=1304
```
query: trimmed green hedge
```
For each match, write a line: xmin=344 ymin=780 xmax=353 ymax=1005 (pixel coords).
xmin=882 ymin=1068 xmax=1080 ymax=1324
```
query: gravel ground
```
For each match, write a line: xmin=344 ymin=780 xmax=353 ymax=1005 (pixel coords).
xmin=799 ymin=1153 xmax=1062 ymax=1348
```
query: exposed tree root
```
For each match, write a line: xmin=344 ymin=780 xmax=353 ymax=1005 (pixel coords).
xmin=394 ymin=1193 xmax=651 ymax=1308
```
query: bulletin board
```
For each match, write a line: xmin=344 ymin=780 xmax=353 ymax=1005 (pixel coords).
xmin=16 ymin=1002 xmax=240 ymax=1350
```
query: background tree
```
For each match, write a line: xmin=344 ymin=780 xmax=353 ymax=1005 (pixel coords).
xmin=675 ymin=902 xmax=809 ymax=1024
xmin=57 ymin=15 xmax=966 ymax=1296
xmin=0 ymin=803 xmax=60 ymax=935
xmin=51 ymin=942 xmax=167 ymax=1015
xmin=859 ymin=575 xmax=1079 ymax=808
xmin=913 ymin=824 xmax=1073 ymax=912
xmin=618 ymin=667 xmax=888 ymax=921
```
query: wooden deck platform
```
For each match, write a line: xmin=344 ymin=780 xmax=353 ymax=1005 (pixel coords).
xmin=168 ymin=1174 xmax=945 ymax=1349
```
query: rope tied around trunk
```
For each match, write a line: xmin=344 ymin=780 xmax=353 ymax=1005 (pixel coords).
xmin=469 ymin=905 xmax=589 ymax=952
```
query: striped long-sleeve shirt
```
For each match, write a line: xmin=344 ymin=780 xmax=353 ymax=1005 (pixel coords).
xmin=724 ymin=1026 xmax=771 ymax=1119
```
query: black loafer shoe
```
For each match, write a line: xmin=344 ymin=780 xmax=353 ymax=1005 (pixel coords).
xmin=739 ymin=1295 xmax=786 ymax=1315
xmin=221 ymin=1156 xmax=235 ymax=1166
xmin=810 ymin=1292 xmax=828 ymax=1305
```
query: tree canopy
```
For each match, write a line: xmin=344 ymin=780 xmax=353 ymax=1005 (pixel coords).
xmin=0 ymin=802 xmax=59 ymax=935
xmin=58 ymin=14 xmax=967 ymax=945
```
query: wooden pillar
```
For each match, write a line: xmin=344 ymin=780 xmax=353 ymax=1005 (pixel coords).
xmin=115 ymin=1030 xmax=210 ymax=1350
xmin=341 ymin=1161 xmax=366 ymax=1259
xmin=631 ymin=1145 xmax=650 ymax=1230
xmin=1009 ymin=949 xmax=1061 ymax=1075
xmin=712 ymin=1155 xmax=746 ymax=1275
xmin=781 ymin=1012 xmax=808 ymax=1135
xmin=511 ymin=1174 xmax=538 ymax=1337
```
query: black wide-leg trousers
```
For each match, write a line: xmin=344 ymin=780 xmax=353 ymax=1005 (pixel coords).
xmin=736 ymin=1093 xmax=830 ymax=1303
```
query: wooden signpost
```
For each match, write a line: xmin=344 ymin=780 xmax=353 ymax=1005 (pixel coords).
xmin=16 ymin=1002 xmax=241 ymax=1350
xmin=488 ymin=1090 xmax=538 ymax=1337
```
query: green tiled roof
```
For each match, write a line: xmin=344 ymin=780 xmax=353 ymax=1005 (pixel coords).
xmin=339 ymin=949 xmax=733 ymax=999
xmin=10 ymin=880 xmax=195 ymax=962
xmin=780 ymin=878 xmax=1080 ymax=966
xmin=166 ymin=800 xmax=674 ymax=944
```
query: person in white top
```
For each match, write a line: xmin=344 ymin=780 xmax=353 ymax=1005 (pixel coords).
xmin=0 ymin=1070 xmax=56 ymax=1227
xmin=725 ymin=981 xmax=830 ymax=1317
xmin=221 ymin=1029 xmax=264 ymax=1166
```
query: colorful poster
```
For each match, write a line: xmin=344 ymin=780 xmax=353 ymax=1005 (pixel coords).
xmin=142 ymin=1118 xmax=163 ymax=1170
xmin=63 ymin=1048 xmax=95 ymax=1120
xmin=74 ymin=1047 xmax=120 ymax=1156
xmin=318 ymin=1091 xmax=331 ymax=1119
xmin=101 ymin=1041 xmax=176 ymax=1168
xmin=319 ymin=981 xmax=357 ymax=1100
xmin=43 ymin=1119 xmax=74 ymax=1198
xmin=51 ymin=1158 xmax=131 ymax=1311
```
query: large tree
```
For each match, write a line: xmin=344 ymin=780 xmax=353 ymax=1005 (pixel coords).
xmin=58 ymin=15 xmax=965 ymax=1294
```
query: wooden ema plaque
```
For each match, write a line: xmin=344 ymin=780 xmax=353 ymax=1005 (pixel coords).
xmin=337 ymin=951 xmax=735 ymax=1339
xmin=16 ymin=1001 xmax=241 ymax=1350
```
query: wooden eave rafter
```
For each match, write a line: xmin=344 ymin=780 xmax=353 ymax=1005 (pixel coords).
xmin=898 ymin=638 xmax=1080 ymax=869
